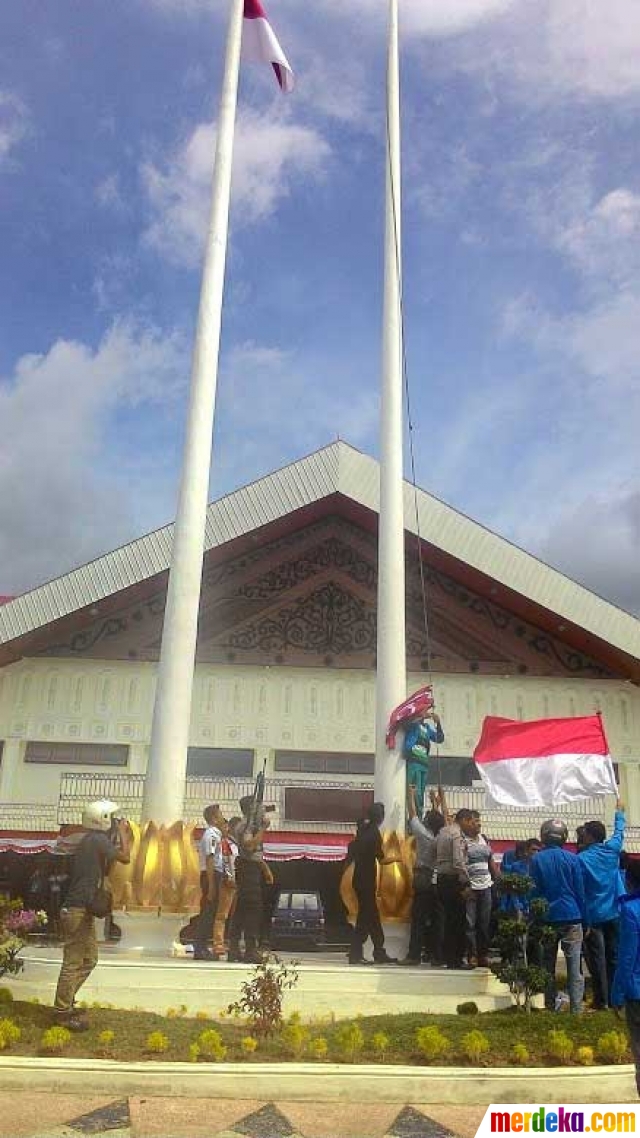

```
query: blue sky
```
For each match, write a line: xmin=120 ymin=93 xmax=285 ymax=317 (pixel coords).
xmin=1 ymin=0 xmax=639 ymax=614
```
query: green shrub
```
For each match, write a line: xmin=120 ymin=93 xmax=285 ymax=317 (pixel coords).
xmin=227 ymin=957 xmax=299 ymax=1037
xmin=415 ymin=1026 xmax=451 ymax=1062
xmin=456 ymin=1001 xmax=479 ymax=1016
xmin=547 ymin=1029 xmax=573 ymax=1065
xmin=0 ymin=987 xmax=13 ymax=1005
xmin=309 ymin=1036 xmax=328 ymax=1060
xmin=41 ymin=1026 xmax=72 ymax=1053
xmin=371 ymin=1031 xmax=390 ymax=1061
xmin=97 ymin=1029 xmax=115 ymax=1048
xmin=196 ymin=1029 xmax=227 ymax=1062
xmin=189 ymin=1042 xmax=200 ymax=1062
xmin=576 ymin=1046 xmax=595 ymax=1066
xmin=281 ymin=1020 xmax=308 ymax=1058
xmin=596 ymin=1031 xmax=628 ymax=1064
xmin=0 ymin=1018 xmax=21 ymax=1050
xmin=334 ymin=1022 xmax=365 ymax=1062
xmin=145 ymin=1031 xmax=169 ymax=1054
xmin=241 ymin=1035 xmax=258 ymax=1055
xmin=461 ymin=1030 xmax=490 ymax=1064
xmin=511 ymin=1042 xmax=530 ymax=1066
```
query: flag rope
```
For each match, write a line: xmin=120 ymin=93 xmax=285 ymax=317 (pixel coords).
xmin=385 ymin=83 xmax=442 ymax=788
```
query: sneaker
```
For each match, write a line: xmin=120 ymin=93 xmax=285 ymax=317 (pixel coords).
xmin=348 ymin=957 xmax=372 ymax=966
xmin=478 ymin=957 xmax=490 ymax=968
xmin=468 ymin=957 xmax=478 ymax=968
xmin=373 ymin=954 xmax=398 ymax=965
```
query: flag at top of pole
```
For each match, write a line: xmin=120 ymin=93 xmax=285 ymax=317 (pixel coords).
xmin=243 ymin=0 xmax=294 ymax=92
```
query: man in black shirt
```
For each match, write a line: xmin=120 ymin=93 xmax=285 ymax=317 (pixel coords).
xmin=348 ymin=802 xmax=400 ymax=966
xmin=53 ymin=799 xmax=131 ymax=1030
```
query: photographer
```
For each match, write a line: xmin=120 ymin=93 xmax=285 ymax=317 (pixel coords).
xmin=53 ymin=799 xmax=131 ymax=1031
xmin=228 ymin=795 xmax=274 ymax=964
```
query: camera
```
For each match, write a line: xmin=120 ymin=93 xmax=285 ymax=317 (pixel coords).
xmin=108 ymin=815 xmax=129 ymax=849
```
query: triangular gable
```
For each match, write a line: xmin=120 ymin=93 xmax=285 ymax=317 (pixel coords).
xmin=0 ymin=441 xmax=638 ymax=671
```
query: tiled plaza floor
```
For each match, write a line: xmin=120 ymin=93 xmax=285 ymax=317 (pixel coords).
xmin=0 ymin=1094 xmax=487 ymax=1138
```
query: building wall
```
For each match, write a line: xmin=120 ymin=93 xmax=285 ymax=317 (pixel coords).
xmin=1 ymin=657 xmax=639 ymax=820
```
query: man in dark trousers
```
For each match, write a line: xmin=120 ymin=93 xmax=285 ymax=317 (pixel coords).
xmin=435 ymin=807 xmax=473 ymax=970
xmin=579 ymin=798 xmax=626 ymax=1008
xmin=348 ymin=802 xmax=399 ymax=966
xmin=402 ymin=784 xmax=444 ymax=966
xmin=530 ymin=818 xmax=586 ymax=1014
xmin=228 ymin=795 xmax=270 ymax=964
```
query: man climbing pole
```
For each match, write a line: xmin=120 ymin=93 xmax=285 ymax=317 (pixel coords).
xmin=386 ymin=685 xmax=445 ymax=817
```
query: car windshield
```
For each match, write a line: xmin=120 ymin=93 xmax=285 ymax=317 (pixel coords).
xmin=291 ymin=893 xmax=319 ymax=910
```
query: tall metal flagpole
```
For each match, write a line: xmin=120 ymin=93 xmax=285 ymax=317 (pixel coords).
xmin=142 ymin=0 xmax=244 ymax=825
xmin=374 ymin=0 xmax=407 ymax=833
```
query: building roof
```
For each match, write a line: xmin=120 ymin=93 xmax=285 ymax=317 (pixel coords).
xmin=1 ymin=441 xmax=639 ymax=674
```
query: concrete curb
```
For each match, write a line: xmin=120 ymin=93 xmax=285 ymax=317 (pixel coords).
xmin=0 ymin=1058 xmax=636 ymax=1103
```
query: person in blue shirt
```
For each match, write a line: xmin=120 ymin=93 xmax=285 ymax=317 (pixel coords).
xmin=579 ymin=798 xmax=626 ymax=1009
xmin=530 ymin=819 xmax=586 ymax=1014
xmin=610 ymin=890 xmax=640 ymax=1096
xmin=402 ymin=711 xmax=444 ymax=816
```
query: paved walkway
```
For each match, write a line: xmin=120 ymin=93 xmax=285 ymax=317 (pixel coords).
xmin=0 ymin=1094 xmax=486 ymax=1138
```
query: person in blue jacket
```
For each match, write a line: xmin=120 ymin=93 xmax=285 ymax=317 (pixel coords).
xmin=610 ymin=890 xmax=640 ymax=1096
xmin=402 ymin=711 xmax=444 ymax=816
xmin=530 ymin=819 xmax=586 ymax=1014
xmin=579 ymin=798 xmax=626 ymax=1009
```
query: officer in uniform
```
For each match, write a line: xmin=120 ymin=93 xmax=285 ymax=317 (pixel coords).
xmin=227 ymin=795 xmax=271 ymax=963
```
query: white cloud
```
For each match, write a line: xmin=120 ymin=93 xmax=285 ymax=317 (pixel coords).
xmin=0 ymin=91 xmax=29 ymax=164
xmin=453 ymin=0 xmax=640 ymax=102
xmin=211 ymin=339 xmax=379 ymax=493
xmin=0 ymin=322 xmax=187 ymax=594
xmin=142 ymin=111 xmax=330 ymax=266
xmin=95 ymin=173 xmax=126 ymax=212
xmin=557 ymin=190 xmax=640 ymax=289
xmin=541 ymin=490 xmax=640 ymax=616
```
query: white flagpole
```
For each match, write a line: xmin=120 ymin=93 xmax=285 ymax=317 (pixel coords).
xmin=142 ymin=0 xmax=244 ymax=825
xmin=374 ymin=0 xmax=407 ymax=833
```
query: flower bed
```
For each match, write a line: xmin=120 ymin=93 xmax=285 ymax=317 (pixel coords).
xmin=0 ymin=989 xmax=632 ymax=1068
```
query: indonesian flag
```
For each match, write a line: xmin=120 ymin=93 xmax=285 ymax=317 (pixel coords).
xmin=473 ymin=713 xmax=617 ymax=808
xmin=243 ymin=0 xmax=294 ymax=93
xmin=386 ymin=685 xmax=435 ymax=749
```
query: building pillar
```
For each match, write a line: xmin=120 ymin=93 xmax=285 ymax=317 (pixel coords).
xmin=0 ymin=739 xmax=23 ymax=802
xmin=620 ymin=762 xmax=640 ymax=827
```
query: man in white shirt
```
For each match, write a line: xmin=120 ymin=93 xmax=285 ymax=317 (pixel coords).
xmin=194 ymin=804 xmax=223 ymax=961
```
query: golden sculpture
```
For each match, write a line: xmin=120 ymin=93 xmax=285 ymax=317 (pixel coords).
xmin=108 ymin=821 xmax=200 ymax=911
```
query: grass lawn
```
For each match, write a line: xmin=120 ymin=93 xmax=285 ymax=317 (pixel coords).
xmin=0 ymin=993 xmax=633 ymax=1067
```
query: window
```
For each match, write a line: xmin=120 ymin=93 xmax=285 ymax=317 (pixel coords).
xmin=433 ymin=757 xmax=479 ymax=787
xmin=24 ymin=742 xmax=128 ymax=766
xmin=187 ymin=747 xmax=254 ymax=777
xmin=291 ymin=893 xmax=319 ymax=910
xmin=274 ymin=750 xmax=374 ymax=776
xmin=284 ymin=787 xmax=374 ymax=823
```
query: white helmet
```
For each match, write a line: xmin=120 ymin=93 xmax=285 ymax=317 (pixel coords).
xmin=82 ymin=799 xmax=118 ymax=832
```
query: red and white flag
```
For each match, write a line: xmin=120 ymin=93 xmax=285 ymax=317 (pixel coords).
xmin=243 ymin=0 xmax=294 ymax=93
xmin=473 ymin=713 xmax=617 ymax=808
xmin=386 ymin=685 xmax=435 ymax=749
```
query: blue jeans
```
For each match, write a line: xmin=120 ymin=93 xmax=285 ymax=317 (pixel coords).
xmin=543 ymin=922 xmax=584 ymax=1014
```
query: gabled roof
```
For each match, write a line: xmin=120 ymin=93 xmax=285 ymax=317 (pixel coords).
xmin=1 ymin=441 xmax=638 ymax=672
